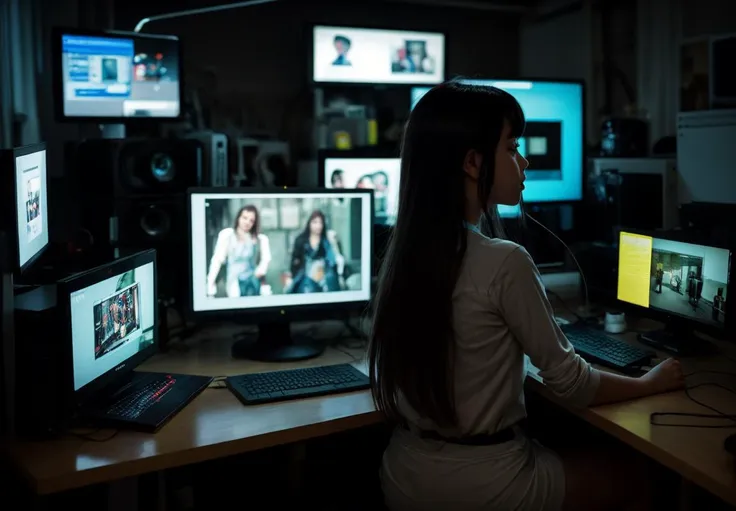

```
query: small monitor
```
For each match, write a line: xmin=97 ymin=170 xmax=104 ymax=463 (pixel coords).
xmin=312 ymin=25 xmax=445 ymax=85
xmin=0 ymin=143 xmax=49 ymax=273
xmin=61 ymin=250 xmax=157 ymax=399
xmin=320 ymin=152 xmax=399 ymax=226
xmin=617 ymin=230 xmax=731 ymax=349
xmin=53 ymin=28 xmax=182 ymax=120
xmin=410 ymin=79 xmax=585 ymax=203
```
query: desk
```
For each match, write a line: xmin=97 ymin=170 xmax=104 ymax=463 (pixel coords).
xmin=6 ymin=325 xmax=379 ymax=495
xmin=5 ymin=319 xmax=736 ymax=506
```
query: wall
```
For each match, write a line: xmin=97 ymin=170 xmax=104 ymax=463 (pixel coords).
xmin=113 ymin=0 xmax=521 ymax=154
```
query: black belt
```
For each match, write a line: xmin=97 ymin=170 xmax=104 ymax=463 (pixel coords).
xmin=406 ymin=425 xmax=516 ymax=446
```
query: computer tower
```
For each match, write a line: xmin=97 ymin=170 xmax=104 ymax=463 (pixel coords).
xmin=184 ymin=131 xmax=229 ymax=187
xmin=13 ymin=285 xmax=72 ymax=436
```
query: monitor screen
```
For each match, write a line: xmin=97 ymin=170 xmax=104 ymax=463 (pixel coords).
xmin=15 ymin=147 xmax=49 ymax=269
xmin=410 ymin=80 xmax=584 ymax=202
xmin=312 ymin=25 xmax=445 ymax=85
xmin=70 ymin=261 xmax=156 ymax=391
xmin=323 ymin=157 xmax=399 ymax=226
xmin=617 ymin=231 xmax=731 ymax=329
xmin=58 ymin=31 xmax=181 ymax=119
xmin=189 ymin=191 xmax=373 ymax=313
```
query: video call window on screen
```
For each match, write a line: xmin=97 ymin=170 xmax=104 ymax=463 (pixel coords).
xmin=13 ymin=146 xmax=49 ymax=270
xmin=71 ymin=262 xmax=156 ymax=391
xmin=411 ymin=80 xmax=584 ymax=203
xmin=59 ymin=32 xmax=181 ymax=118
xmin=618 ymin=231 xmax=730 ymax=329
xmin=313 ymin=25 xmax=445 ymax=85
xmin=189 ymin=191 xmax=373 ymax=313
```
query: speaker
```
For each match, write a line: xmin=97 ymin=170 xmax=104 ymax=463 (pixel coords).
xmin=70 ymin=138 xmax=202 ymax=301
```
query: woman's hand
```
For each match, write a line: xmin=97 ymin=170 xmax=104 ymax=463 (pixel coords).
xmin=641 ymin=358 xmax=686 ymax=395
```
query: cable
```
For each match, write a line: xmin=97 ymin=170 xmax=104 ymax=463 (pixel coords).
xmin=650 ymin=371 xmax=736 ymax=428
xmin=65 ymin=428 xmax=119 ymax=442
xmin=209 ymin=376 xmax=227 ymax=389
xmin=525 ymin=213 xmax=590 ymax=315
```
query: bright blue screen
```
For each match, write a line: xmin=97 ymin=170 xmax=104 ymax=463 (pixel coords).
xmin=410 ymin=80 xmax=584 ymax=203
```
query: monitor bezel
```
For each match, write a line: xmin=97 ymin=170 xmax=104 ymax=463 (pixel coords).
xmin=57 ymin=249 xmax=158 ymax=406
xmin=410 ymin=77 xmax=587 ymax=204
xmin=0 ymin=142 xmax=49 ymax=274
xmin=51 ymin=27 xmax=184 ymax=123
xmin=186 ymin=187 xmax=375 ymax=321
xmin=317 ymin=147 xmax=401 ymax=187
xmin=308 ymin=22 xmax=447 ymax=87
xmin=616 ymin=228 xmax=733 ymax=337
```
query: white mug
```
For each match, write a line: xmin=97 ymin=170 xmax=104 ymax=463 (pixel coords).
xmin=604 ymin=312 xmax=627 ymax=334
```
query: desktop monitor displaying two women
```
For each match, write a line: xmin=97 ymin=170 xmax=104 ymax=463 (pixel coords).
xmin=188 ymin=190 xmax=373 ymax=315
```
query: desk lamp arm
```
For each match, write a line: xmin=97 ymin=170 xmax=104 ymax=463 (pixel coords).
xmin=133 ymin=0 xmax=279 ymax=32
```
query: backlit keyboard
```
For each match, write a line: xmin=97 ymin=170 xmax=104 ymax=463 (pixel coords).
xmin=107 ymin=375 xmax=177 ymax=419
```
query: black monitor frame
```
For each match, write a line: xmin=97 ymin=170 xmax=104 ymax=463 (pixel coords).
xmin=0 ymin=142 xmax=49 ymax=275
xmin=616 ymin=228 xmax=733 ymax=343
xmin=51 ymin=27 xmax=184 ymax=123
xmin=308 ymin=22 xmax=447 ymax=87
xmin=186 ymin=187 xmax=374 ymax=323
xmin=57 ymin=249 xmax=158 ymax=406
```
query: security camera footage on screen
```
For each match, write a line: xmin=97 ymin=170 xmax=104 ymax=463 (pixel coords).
xmin=70 ymin=262 xmax=155 ymax=391
xmin=60 ymin=33 xmax=180 ymax=118
xmin=324 ymin=158 xmax=400 ymax=226
xmin=15 ymin=148 xmax=49 ymax=267
xmin=411 ymin=80 xmax=583 ymax=203
xmin=313 ymin=25 xmax=445 ymax=85
xmin=618 ymin=232 xmax=730 ymax=329
xmin=189 ymin=192 xmax=373 ymax=313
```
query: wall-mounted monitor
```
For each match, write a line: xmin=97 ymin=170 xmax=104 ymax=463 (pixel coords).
xmin=312 ymin=25 xmax=445 ymax=85
xmin=52 ymin=27 xmax=182 ymax=121
xmin=411 ymin=79 xmax=585 ymax=203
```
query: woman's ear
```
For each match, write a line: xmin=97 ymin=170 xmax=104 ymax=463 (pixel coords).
xmin=463 ymin=149 xmax=482 ymax=181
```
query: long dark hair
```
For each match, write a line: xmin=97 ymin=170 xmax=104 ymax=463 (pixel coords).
xmin=368 ymin=81 xmax=525 ymax=427
xmin=232 ymin=205 xmax=260 ymax=238
xmin=297 ymin=210 xmax=327 ymax=244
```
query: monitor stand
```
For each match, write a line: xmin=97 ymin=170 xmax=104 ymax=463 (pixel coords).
xmin=100 ymin=123 xmax=125 ymax=139
xmin=231 ymin=321 xmax=325 ymax=362
xmin=637 ymin=320 xmax=717 ymax=357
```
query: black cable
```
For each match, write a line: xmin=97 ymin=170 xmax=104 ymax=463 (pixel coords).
xmin=65 ymin=428 xmax=119 ymax=442
xmin=650 ymin=370 xmax=736 ymax=428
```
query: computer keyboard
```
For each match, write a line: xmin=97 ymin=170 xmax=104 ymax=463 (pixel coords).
xmin=226 ymin=363 xmax=370 ymax=405
xmin=561 ymin=324 xmax=653 ymax=373
xmin=85 ymin=372 xmax=213 ymax=432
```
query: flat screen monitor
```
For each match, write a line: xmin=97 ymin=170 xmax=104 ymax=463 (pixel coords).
xmin=410 ymin=79 xmax=585 ymax=202
xmin=188 ymin=189 xmax=373 ymax=314
xmin=617 ymin=230 xmax=731 ymax=335
xmin=312 ymin=25 xmax=445 ymax=85
xmin=320 ymin=154 xmax=400 ymax=226
xmin=0 ymin=143 xmax=49 ymax=273
xmin=63 ymin=250 xmax=157 ymax=398
xmin=54 ymin=28 xmax=182 ymax=120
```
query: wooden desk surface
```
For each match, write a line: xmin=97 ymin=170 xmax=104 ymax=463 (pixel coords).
xmin=5 ymin=317 xmax=736 ymax=504
xmin=6 ymin=325 xmax=379 ymax=495
xmin=527 ymin=319 xmax=736 ymax=506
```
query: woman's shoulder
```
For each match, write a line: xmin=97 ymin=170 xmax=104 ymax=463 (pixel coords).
xmin=467 ymin=232 xmax=522 ymax=258
xmin=256 ymin=233 xmax=269 ymax=242
xmin=217 ymin=227 xmax=235 ymax=238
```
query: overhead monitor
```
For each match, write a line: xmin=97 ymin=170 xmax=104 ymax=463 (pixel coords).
xmin=312 ymin=25 xmax=445 ymax=85
xmin=410 ymin=79 xmax=585 ymax=203
xmin=617 ymin=230 xmax=731 ymax=350
xmin=61 ymin=250 xmax=157 ymax=399
xmin=0 ymin=143 xmax=49 ymax=273
xmin=53 ymin=28 xmax=182 ymax=120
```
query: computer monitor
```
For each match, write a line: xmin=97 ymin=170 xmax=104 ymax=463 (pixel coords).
xmin=410 ymin=79 xmax=585 ymax=203
xmin=187 ymin=188 xmax=373 ymax=361
xmin=0 ymin=143 xmax=49 ymax=273
xmin=52 ymin=28 xmax=182 ymax=120
xmin=312 ymin=25 xmax=445 ymax=85
xmin=60 ymin=249 xmax=157 ymax=402
xmin=617 ymin=230 xmax=731 ymax=353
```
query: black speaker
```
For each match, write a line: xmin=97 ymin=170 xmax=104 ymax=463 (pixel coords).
xmin=69 ymin=138 xmax=202 ymax=301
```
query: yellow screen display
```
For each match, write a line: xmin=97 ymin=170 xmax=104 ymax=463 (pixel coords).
xmin=617 ymin=231 xmax=653 ymax=308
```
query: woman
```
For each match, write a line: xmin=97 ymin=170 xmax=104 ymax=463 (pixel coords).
xmin=287 ymin=210 xmax=343 ymax=294
xmin=206 ymin=205 xmax=272 ymax=297
xmin=368 ymin=82 xmax=685 ymax=511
